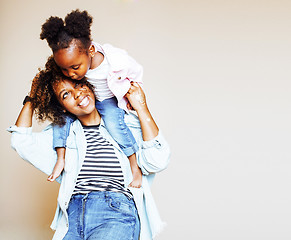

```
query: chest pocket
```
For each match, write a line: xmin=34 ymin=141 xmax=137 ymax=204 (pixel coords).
xmin=64 ymin=136 xmax=78 ymax=173
xmin=66 ymin=136 xmax=77 ymax=149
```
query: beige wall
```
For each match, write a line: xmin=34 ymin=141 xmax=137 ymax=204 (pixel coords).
xmin=1 ymin=0 xmax=291 ymax=239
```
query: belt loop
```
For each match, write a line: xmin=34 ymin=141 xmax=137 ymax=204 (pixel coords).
xmin=105 ymin=191 xmax=109 ymax=200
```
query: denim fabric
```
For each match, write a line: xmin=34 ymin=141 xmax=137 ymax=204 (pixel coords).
xmin=8 ymin=114 xmax=171 ymax=240
xmin=52 ymin=115 xmax=75 ymax=149
xmin=96 ymin=97 xmax=138 ymax=156
xmin=63 ymin=191 xmax=140 ymax=240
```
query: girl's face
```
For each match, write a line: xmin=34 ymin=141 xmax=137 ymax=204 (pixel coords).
xmin=54 ymin=40 xmax=92 ymax=81
xmin=53 ymin=79 xmax=96 ymax=119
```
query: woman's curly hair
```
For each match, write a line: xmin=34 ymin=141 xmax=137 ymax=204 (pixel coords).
xmin=30 ymin=56 xmax=95 ymax=126
xmin=40 ymin=9 xmax=93 ymax=52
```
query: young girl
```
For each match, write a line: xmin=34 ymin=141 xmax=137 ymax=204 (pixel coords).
xmin=40 ymin=9 xmax=143 ymax=187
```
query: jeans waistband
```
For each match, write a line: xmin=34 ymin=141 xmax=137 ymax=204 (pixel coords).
xmin=71 ymin=191 xmax=133 ymax=202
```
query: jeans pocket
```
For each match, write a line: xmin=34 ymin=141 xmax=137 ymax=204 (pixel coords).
xmin=108 ymin=198 xmax=135 ymax=218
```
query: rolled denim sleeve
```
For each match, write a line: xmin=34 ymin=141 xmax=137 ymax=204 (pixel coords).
xmin=137 ymin=131 xmax=171 ymax=175
xmin=7 ymin=125 xmax=61 ymax=183
xmin=124 ymin=113 xmax=171 ymax=175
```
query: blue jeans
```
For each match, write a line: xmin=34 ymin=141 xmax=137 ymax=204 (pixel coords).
xmin=63 ymin=191 xmax=140 ymax=240
xmin=53 ymin=97 xmax=138 ymax=156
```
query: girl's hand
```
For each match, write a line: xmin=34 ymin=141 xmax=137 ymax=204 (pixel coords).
xmin=126 ymin=82 xmax=147 ymax=112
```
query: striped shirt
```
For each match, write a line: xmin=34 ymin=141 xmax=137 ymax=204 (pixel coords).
xmin=73 ymin=124 xmax=132 ymax=199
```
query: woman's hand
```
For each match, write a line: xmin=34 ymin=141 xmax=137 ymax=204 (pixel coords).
xmin=126 ymin=82 xmax=159 ymax=141
xmin=126 ymin=82 xmax=147 ymax=112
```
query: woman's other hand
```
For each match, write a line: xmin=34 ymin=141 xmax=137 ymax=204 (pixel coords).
xmin=126 ymin=82 xmax=159 ymax=141
xmin=126 ymin=82 xmax=147 ymax=112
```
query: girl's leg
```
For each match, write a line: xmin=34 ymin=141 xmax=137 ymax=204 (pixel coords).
xmin=47 ymin=148 xmax=66 ymax=182
xmin=128 ymin=154 xmax=142 ymax=188
xmin=96 ymin=97 xmax=142 ymax=187
xmin=50 ymin=115 xmax=75 ymax=181
xmin=95 ymin=97 xmax=138 ymax=156
xmin=52 ymin=115 xmax=75 ymax=149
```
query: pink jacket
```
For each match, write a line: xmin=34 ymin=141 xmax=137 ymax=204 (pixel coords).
xmin=91 ymin=42 xmax=143 ymax=112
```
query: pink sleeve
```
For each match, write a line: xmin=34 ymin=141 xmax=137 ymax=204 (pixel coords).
xmin=107 ymin=54 xmax=143 ymax=112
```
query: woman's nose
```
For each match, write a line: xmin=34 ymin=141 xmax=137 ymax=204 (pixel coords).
xmin=74 ymin=89 xmax=82 ymax=99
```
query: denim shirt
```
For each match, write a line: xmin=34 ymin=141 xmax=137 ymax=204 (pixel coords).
xmin=8 ymin=113 xmax=170 ymax=240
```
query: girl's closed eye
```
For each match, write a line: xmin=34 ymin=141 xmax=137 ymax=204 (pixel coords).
xmin=72 ymin=65 xmax=79 ymax=70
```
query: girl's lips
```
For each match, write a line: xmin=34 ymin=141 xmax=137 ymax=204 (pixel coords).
xmin=78 ymin=96 xmax=90 ymax=107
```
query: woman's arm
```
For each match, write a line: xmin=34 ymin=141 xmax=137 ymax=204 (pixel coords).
xmin=9 ymin=84 xmax=59 ymax=181
xmin=126 ymin=83 xmax=170 ymax=174
xmin=15 ymin=101 xmax=33 ymax=127
xmin=126 ymin=82 xmax=159 ymax=141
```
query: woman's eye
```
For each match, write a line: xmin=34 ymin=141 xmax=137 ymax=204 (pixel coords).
xmin=63 ymin=92 xmax=69 ymax=99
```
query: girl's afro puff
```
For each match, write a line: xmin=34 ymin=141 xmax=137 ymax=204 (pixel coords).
xmin=64 ymin=9 xmax=93 ymax=39
xmin=40 ymin=16 xmax=64 ymax=47
xmin=40 ymin=9 xmax=93 ymax=52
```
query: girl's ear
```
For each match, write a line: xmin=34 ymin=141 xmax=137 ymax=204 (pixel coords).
xmin=89 ymin=44 xmax=95 ymax=58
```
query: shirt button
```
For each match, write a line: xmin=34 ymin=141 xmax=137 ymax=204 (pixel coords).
xmin=155 ymin=140 xmax=161 ymax=148
xmin=118 ymin=77 xmax=121 ymax=80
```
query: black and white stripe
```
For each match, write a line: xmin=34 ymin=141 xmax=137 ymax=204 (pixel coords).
xmin=73 ymin=125 xmax=132 ymax=198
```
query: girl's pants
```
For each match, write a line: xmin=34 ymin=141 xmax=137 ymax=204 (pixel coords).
xmin=53 ymin=97 xmax=138 ymax=157
xmin=63 ymin=191 xmax=140 ymax=240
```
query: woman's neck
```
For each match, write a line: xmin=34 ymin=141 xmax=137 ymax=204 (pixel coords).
xmin=78 ymin=109 xmax=101 ymax=126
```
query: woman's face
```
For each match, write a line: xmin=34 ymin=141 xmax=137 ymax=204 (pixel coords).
xmin=54 ymin=40 xmax=91 ymax=81
xmin=53 ymin=79 xmax=96 ymax=118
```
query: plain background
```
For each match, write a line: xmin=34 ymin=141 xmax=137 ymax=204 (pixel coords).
xmin=1 ymin=0 xmax=291 ymax=239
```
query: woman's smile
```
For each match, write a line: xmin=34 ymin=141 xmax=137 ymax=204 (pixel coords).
xmin=78 ymin=95 xmax=90 ymax=107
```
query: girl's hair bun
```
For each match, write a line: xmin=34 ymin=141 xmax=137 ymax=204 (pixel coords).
xmin=40 ymin=9 xmax=93 ymax=51
xmin=64 ymin=9 xmax=93 ymax=39
xmin=40 ymin=16 xmax=64 ymax=46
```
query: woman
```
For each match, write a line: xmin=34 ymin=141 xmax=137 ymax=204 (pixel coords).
xmin=8 ymin=57 xmax=170 ymax=240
